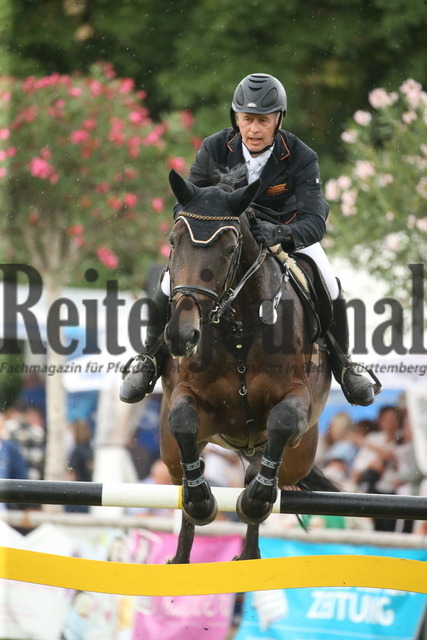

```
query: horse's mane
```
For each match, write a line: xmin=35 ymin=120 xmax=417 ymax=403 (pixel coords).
xmin=208 ymin=162 xmax=247 ymax=193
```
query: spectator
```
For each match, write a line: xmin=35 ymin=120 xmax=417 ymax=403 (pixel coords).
xmin=351 ymin=405 xmax=405 ymax=531
xmin=65 ymin=419 xmax=94 ymax=513
xmin=0 ymin=412 xmax=28 ymax=510
xmin=5 ymin=400 xmax=45 ymax=480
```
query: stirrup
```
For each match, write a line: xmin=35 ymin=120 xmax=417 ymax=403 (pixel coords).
xmin=339 ymin=362 xmax=382 ymax=406
xmin=122 ymin=353 xmax=158 ymax=394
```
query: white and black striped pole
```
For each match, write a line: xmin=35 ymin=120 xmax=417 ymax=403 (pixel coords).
xmin=1 ymin=479 xmax=427 ymax=520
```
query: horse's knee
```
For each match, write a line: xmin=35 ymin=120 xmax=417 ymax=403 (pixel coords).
xmin=169 ymin=396 xmax=198 ymax=440
xmin=268 ymin=395 xmax=308 ymax=449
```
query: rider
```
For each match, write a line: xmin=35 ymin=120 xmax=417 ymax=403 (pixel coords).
xmin=120 ymin=73 xmax=380 ymax=407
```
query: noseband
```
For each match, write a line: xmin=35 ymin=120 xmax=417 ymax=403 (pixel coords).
xmin=169 ymin=213 xmax=267 ymax=324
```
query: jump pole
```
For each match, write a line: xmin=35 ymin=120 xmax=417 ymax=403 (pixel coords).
xmin=1 ymin=479 xmax=427 ymax=520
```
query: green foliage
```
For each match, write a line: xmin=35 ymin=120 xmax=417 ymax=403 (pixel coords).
xmin=325 ymin=79 xmax=427 ymax=299
xmin=0 ymin=64 xmax=198 ymax=289
xmin=5 ymin=0 xmax=427 ymax=175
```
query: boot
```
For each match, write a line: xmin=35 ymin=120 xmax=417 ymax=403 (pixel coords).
xmin=327 ymin=282 xmax=381 ymax=406
xmin=120 ymin=279 xmax=169 ymax=404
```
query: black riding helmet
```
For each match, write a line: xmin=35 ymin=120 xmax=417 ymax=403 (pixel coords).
xmin=230 ymin=73 xmax=287 ymax=132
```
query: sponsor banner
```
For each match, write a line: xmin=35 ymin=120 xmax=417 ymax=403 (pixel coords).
xmin=0 ymin=521 xmax=241 ymax=640
xmin=234 ymin=538 xmax=427 ymax=640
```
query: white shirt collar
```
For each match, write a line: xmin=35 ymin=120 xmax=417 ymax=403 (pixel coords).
xmin=242 ymin=143 xmax=274 ymax=184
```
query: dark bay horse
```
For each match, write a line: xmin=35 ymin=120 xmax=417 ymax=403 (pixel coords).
xmin=160 ymin=168 xmax=332 ymax=563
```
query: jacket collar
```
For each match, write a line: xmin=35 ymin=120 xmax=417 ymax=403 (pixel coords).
xmin=227 ymin=130 xmax=291 ymax=185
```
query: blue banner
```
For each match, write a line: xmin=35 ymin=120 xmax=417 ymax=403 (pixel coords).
xmin=233 ymin=538 xmax=427 ymax=640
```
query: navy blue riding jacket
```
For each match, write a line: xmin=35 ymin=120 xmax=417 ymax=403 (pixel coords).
xmin=187 ymin=127 xmax=329 ymax=251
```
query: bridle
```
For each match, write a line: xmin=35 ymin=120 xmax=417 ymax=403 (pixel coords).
xmin=169 ymin=213 xmax=267 ymax=324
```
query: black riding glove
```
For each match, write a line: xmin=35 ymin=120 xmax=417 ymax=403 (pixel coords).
xmin=251 ymin=219 xmax=293 ymax=249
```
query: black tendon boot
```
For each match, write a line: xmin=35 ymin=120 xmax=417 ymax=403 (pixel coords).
xmin=327 ymin=282 xmax=381 ymax=406
xmin=120 ymin=280 xmax=169 ymax=404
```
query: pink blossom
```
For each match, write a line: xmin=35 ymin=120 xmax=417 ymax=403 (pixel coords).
xmin=378 ymin=173 xmax=394 ymax=187
xmin=68 ymin=225 xmax=84 ymax=236
xmin=7 ymin=147 xmax=16 ymax=157
xmin=368 ymin=88 xmax=398 ymax=109
xmin=108 ymin=196 xmax=122 ymax=211
xmin=88 ymin=79 xmax=103 ymax=97
xmin=70 ymin=129 xmax=89 ymax=144
xmin=159 ymin=221 xmax=170 ymax=233
xmin=0 ymin=167 xmax=7 ymax=178
xmin=124 ymin=168 xmax=137 ymax=180
xmin=192 ymin=136 xmax=203 ymax=150
xmin=69 ymin=87 xmax=83 ymax=97
xmin=120 ymin=78 xmax=135 ymax=94
xmin=96 ymin=182 xmax=110 ymax=194
xmin=341 ymin=203 xmax=357 ymax=217
xmin=129 ymin=110 xmax=148 ymax=125
xmin=160 ymin=244 xmax=171 ymax=258
xmin=337 ymin=175 xmax=352 ymax=190
xmin=385 ymin=211 xmax=395 ymax=221
xmin=143 ymin=125 xmax=165 ymax=146
xmin=385 ymin=233 xmax=401 ymax=251
xmin=407 ymin=215 xmax=417 ymax=229
xmin=29 ymin=156 xmax=55 ymax=180
xmin=123 ymin=193 xmax=137 ymax=207
xmin=402 ymin=110 xmax=417 ymax=124
xmin=151 ymin=197 xmax=165 ymax=213
xmin=400 ymin=79 xmax=423 ymax=109
xmin=416 ymin=177 xmax=427 ymax=198
xmin=168 ymin=156 xmax=186 ymax=172
xmin=341 ymin=189 xmax=357 ymax=207
xmin=137 ymin=90 xmax=147 ymax=100
xmin=353 ymin=110 xmax=372 ymax=126
xmin=0 ymin=91 xmax=11 ymax=103
xmin=415 ymin=217 xmax=427 ymax=231
xmin=180 ymin=110 xmax=194 ymax=129
xmin=0 ymin=128 xmax=10 ymax=140
xmin=325 ymin=179 xmax=340 ymax=201
xmin=96 ymin=247 xmax=119 ymax=269
xmin=341 ymin=129 xmax=357 ymax=144
xmin=354 ymin=160 xmax=375 ymax=180
xmin=83 ymin=118 xmax=97 ymax=130
xmin=0 ymin=150 xmax=6 ymax=161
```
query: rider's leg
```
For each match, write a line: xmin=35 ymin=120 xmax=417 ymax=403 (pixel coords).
xmin=297 ymin=244 xmax=378 ymax=407
xmin=120 ymin=272 xmax=170 ymax=404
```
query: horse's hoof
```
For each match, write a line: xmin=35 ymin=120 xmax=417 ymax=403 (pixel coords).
xmin=182 ymin=498 xmax=218 ymax=526
xmin=236 ymin=491 xmax=274 ymax=525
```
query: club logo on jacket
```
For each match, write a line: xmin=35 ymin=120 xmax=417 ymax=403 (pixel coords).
xmin=266 ymin=183 xmax=288 ymax=196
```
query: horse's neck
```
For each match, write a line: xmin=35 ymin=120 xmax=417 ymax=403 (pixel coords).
xmin=238 ymin=218 xmax=278 ymax=303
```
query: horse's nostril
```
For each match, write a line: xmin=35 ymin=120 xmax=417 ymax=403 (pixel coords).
xmin=189 ymin=329 xmax=200 ymax=346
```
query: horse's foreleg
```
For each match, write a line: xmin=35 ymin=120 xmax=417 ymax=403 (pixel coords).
xmin=237 ymin=393 xmax=308 ymax=524
xmin=169 ymin=395 xmax=218 ymax=526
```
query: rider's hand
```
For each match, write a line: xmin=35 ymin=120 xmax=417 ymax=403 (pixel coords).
xmin=251 ymin=219 xmax=292 ymax=248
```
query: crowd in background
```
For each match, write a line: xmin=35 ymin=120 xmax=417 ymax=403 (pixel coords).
xmin=1 ymin=373 xmax=425 ymax=534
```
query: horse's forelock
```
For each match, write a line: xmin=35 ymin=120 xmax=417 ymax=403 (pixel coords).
xmin=208 ymin=164 xmax=247 ymax=192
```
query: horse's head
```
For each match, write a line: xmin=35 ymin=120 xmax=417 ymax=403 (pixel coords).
xmin=165 ymin=169 xmax=260 ymax=358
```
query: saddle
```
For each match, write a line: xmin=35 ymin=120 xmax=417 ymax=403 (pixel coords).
xmin=267 ymin=242 xmax=333 ymax=343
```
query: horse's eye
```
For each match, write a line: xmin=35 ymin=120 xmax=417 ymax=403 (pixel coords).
xmin=169 ymin=234 xmax=175 ymax=248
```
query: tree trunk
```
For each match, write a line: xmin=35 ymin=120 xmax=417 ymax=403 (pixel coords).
xmin=43 ymin=281 xmax=67 ymax=482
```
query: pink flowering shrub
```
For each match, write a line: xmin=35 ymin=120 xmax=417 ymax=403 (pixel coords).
xmin=325 ymin=79 xmax=427 ymax=295
xmin=0 ymin=64 xmax=198 ymax=287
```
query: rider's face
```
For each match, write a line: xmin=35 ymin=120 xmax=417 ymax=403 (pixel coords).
xmin=235 ymin=111 xmax=278 ymax=153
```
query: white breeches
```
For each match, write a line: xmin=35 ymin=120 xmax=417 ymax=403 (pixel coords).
xmin=296 ymin=243 xmax=339 ymax=301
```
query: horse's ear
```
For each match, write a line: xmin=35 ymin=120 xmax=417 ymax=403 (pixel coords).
xmin=228 ymin=179 xmax=261 ymax=215
xmin=169 ymin=169 xmax=199 ymax=205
